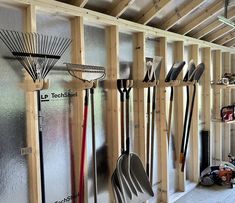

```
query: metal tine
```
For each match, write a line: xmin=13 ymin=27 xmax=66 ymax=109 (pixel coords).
xmin=42 ymin=58 xmax=52 ymax=79
xmin=0 ymin=30 xmax=14 ymax=52
xmin=65 ymin=63 xmax=105 ymax=82
xmin=58 ymin=38 xmax=70 ymax=55
xmin=49 ymin=36 xmax=58 ymax=56
xmin=15 ymin=31 xmax=25 ymax=53
xmin=55 ymin=37 xmax=67 ymax=56
xmin=56 ymin=38 xmax=67 ymax=56
xmin=5 ymin=30 xmax=19 ymax=53
xmin=57 ymin=38 xmax=69 ymax=56
xmin=45 ymin=59 xmax=57 ymax=78
xmin=24 ymin=33 xmax=31 ymax=54
xmin=5 ymin=30 xmax=18 ymax=52
xmin=12 ymin=31 xmax=23 ymax=52
xmin=52 ymin=37 xmax=62 ymax=56
xmin=41 ymin=58 xmax=49 ymax=79
xmin=32 ymin=33 xmax=37 ymax=54
xmin=23 ymin=57 xmax=37 ymax=81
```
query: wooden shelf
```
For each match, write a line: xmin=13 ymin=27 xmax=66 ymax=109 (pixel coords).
xmin=211 ymin=83 xmax=235 ymax=89
xmin=212 ymin=118 xmax=235 ymax=124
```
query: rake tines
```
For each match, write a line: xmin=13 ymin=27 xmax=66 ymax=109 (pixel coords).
xmin=0 ymin=29 xmax=71 ymax=81
xmin=65 ymin=63 xmax=106 ymax=82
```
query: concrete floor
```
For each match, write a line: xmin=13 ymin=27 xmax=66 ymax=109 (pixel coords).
xmin=174 ymin=184 xmax=235 ymax=203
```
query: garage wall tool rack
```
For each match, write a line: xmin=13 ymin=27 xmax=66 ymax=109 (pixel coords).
xmin=0 ymin=1 xmax=235 ymax=203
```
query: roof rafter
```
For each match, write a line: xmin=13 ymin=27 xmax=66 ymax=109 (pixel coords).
xmin=137 ymin=0 xmax=171 ymax=25
xmin=107 ymin=0 xmax=135 ymax=18
xmin=192 ymin=8 xmax=235 ymax=39
xmin=215 ymin=30 xmax=235 ymax=45
xmin=224 ymin=38 xmax=235 ymax=47
xmin=176 ymin=0 xmax=224 ymax=35
xmin=70 ymin=0 xmax=88 ymax=8
xmin=160 ymin=0 xmax=205 ymax=30
xmin=203 ymin=26 xmax=234 ymax=42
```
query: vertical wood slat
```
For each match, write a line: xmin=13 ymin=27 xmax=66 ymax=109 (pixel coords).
xmin=189 ymin=44 xmax=200 ymax=182
xmin=173 ymin=41 xmax=185 ymax=191
xmin=25 ymin=5 xmax=42 ymax=203
xmin=202 ymin=47 xmax=212 ymax=164
xmin=213 ymin=50 xmax=222 ymax=163
xmin=105 ymin=25 xmax=120 ymax=202
xmin=133 ymin=32 xmax=146 ymax=164
xmin=222 ymin=52 xmax=231 ymax=159
xmin=70 ymin=16 xmax=85 ymax=201
xmin=156 ymin=37 xmax=169 ymax=203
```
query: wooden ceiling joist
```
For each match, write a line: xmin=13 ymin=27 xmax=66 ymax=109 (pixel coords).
xmin=108 ymin=0 xmax=135 ymax=18
xmin=193 ymin=8 xmax=235 ymax=39
xmin=204 ymin=26 xmax=235 ymax=42
xmin=215 ymin=30 xmax=235 ymax=45
xmin=224 ymin=38 xmax=235 ymax=47
xmin=70 ymin=0 xmax=88 ymax=8
xmin=137 ymin=0 xmax=171 ymax=25
xmin=160 ymin=0 xmax=205 ymax=30
xmin=177 ymin=0 xmax=224 ymax=35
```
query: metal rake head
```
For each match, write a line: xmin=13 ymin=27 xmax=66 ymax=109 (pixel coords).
xmin=0 ymin=29 xmax=72 ymax=81
xmin=65 ymin=63 xmax=106 ymax=82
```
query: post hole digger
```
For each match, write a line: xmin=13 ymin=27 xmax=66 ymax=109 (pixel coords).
xmin=180 ymin=62 xmax=205 ymax=172
xmin=111 ymin=79 xmax=154 ymax=203
xmin=65 ymin=63 xmax=105 ymax=203
xmin=0 ymin=29 xmax=71 ymax=203
xmin=144 ymin=56 xmax=162 ymax=184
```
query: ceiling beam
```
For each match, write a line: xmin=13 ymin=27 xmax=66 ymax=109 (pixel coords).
xmin=160 ymin=0 xmax=205 ymax=30
xmin=215 ymin=30 xmax=235 ymax=45
xmin=203 ymin=26 xmax=234 ymax=42
xmin=224 ymin=38 xmax=235 ymax=47
xmin=2 ymin=0 xmax=235 ymax=52
xmin=137 ymin=0 xmax=171 ymax=25
xmin=176 ymin=0 xmax=224 ymax=35
xmin=107 ymin=0 xmax=135 ymax=18
xmin=192 ymin=8 xmax=235 ymax=39
xmin=70 ymin=0 xmax=88 ymax=8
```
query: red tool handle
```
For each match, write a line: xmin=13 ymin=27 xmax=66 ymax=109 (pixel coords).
xmin=79 ymin=90 xmax=89 ymax=203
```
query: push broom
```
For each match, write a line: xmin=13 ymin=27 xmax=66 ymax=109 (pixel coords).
xmin=0 ymin=29 xmax=71 ymax=203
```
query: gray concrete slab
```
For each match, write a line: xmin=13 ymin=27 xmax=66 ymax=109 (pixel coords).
xmin=174 ymin=185 xmax=235 ymax=203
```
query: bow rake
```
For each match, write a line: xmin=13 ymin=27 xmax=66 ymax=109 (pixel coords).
xmin=65 ymin=62 xmax=106 ymax=83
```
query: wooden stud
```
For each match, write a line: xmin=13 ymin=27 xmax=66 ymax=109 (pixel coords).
xmin=201 ymin=47 xmax=212 ymax=163
xmin=105 ymin=25 xmax=120 ymax=202
xmin=189 ymin=44 xmax=200 ymax=182
xmin=173 ymin=41 xmax=185 ymax=191
xmin=2 ymin=0 xmax=235 ymax=52
xmin=222 ymin=52 xmax=231 ymax=159
xmin=204 ymin=26 xmax=235 ymax=43
xmin=137 ymin=0 xmax=171 ymax=25
xmin=160 ymin=0 xmax=204 ymax=30
xmin=156 ymin=37 xmax=169 ymax=203
xmin=213 ymin=50 xmax=222 ymax=163
xmin=107 ymin=0 xmax=135 ymax=18
xmin=215 ymin=30 xmax=235 ymax=45
xmin=133 ymin=32 xmax=146 ymax=164
xmin=177 ymin=0 xmax=224 ymax=35
xmin=70 ymin=16 xmax=86 ymax=201
xmin=25 ymin=5 xmax=42 ymax=203
xmin=193 ymin=9 xmax=235 ymax=39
